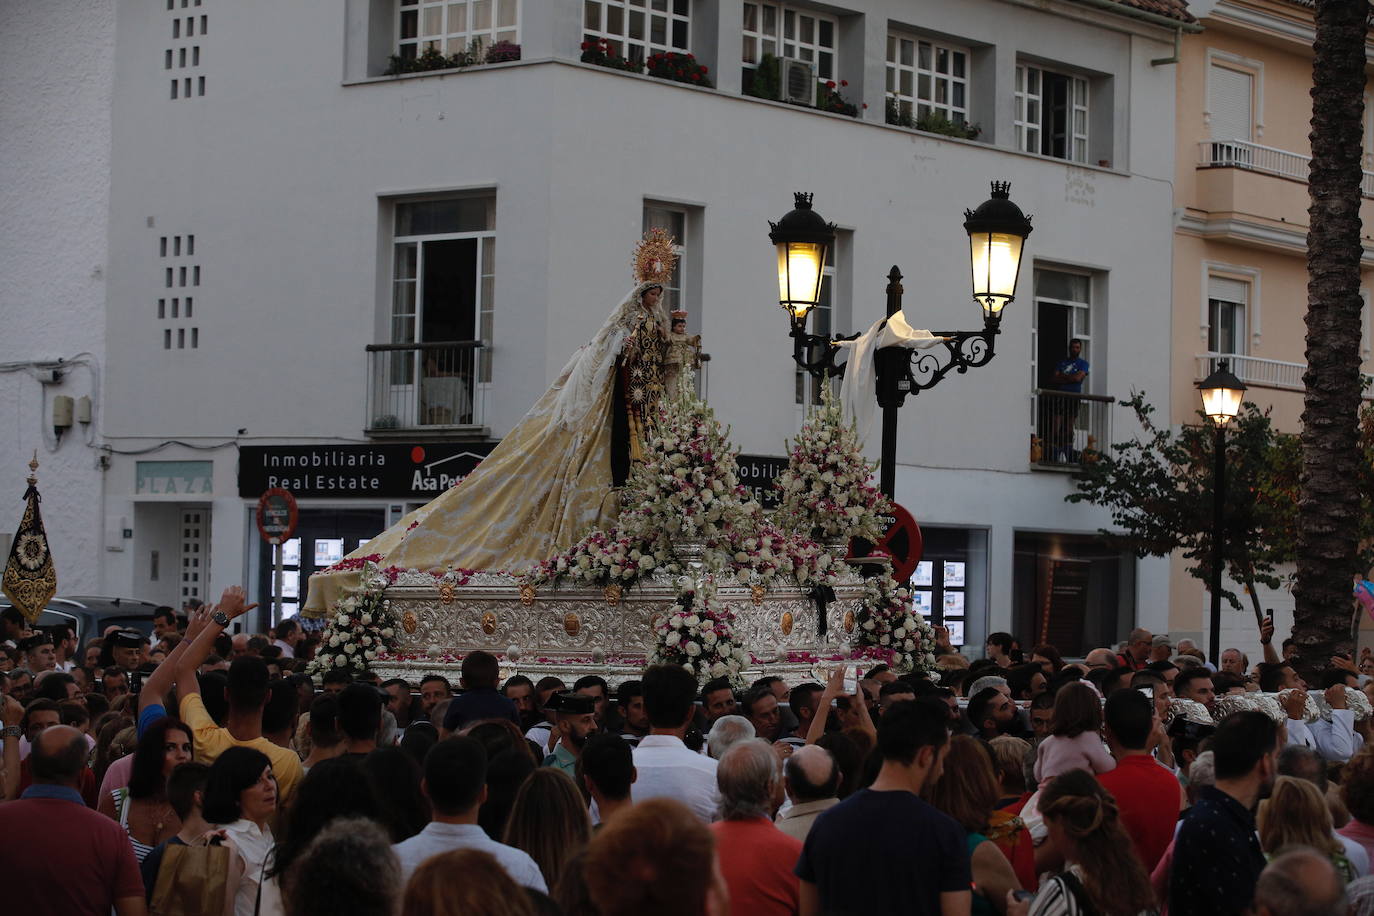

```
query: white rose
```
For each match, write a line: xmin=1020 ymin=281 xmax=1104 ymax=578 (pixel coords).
xmin=344 ymin=643 xmax=357 ymax=654
xmin=381 ymin=628 xmax=394 ymax=638
xmin=684 ymin=641 xmax=702 ymax=657
xmin=364 ymin=650 xmax=376 ymax=660
xmin=335 ymin=654 xmax=348 ymax=667
xmin=666 ymin=632 xmax=682 ymax=647
xmin=685 ymin=615 xmax=700 ymax=627
xmin=702 ymin=631 xmax=718 ymax=646
xmin=329 ymin=635 xmax=341 ymax=647
xmin=711 ymin=662 xmax=728 ymax=678
xmin=336 ymin=614 xmax=349 ymax=626
xmin=360 ymin=614 xmax=373 ymax=625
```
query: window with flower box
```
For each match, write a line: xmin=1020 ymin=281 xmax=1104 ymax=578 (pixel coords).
xmin=742 ymin=1 xmax=837 ymax=91
xmin=1015 ymin=64 xmax=1088 ymax=163
xmin=886 ymin=33 xmax=969 ymax=126
xmin=396 ymin=0 xmax=519 ymax=63
xmin=583 ymin=0 xmax=690 ymax=65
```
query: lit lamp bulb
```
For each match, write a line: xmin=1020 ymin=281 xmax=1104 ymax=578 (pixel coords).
xmin=963 ymin=182 xmax=1033 ymax=322
xmin=778 ymin=242 xmax=825 ymax=320
xmin=1197 ymin=360 xmax=1246 ymax=425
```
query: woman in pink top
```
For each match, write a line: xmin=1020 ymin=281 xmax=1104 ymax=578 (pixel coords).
xmin=1338 ymin=750 xmax=1374 ymax=864
xmin=1034 ymin=683 xmax=1116 ymax=784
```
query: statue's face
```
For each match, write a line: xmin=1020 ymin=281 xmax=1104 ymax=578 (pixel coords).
xmin=672 ymin=320 xmax=686 ymax=334
xmin=641 ymin=287 xmax=662 ymax=309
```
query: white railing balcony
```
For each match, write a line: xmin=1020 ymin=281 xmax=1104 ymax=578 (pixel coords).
xmin=1198 ymin=139 xmax=1374 ymax=197
xmin=1197 ymin=353 xmax=1374 ymax=396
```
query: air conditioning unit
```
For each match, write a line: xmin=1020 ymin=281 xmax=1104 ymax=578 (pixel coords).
xmin=781 ymin=57 xmax=817 ymax=106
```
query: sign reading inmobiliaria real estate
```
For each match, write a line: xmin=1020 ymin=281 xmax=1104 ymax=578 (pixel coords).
xmin=237 ymin=443 xmax=499 ymax=500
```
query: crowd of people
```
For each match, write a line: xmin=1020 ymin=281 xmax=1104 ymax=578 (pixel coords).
xmin=4 ymin=593 xmax=1374 ymax=915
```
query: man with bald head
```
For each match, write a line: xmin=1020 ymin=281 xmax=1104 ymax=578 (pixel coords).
xmin=1252 ymin=847 xmax=1347 ymax=916
xmin=0 ymin=725 xmax=147 ymax=915
xmin=776 ymin=744 xmax=841 ymax=841
xmin=1116 ymin=628 xmax=1152 ymax=670
xmin=1084 ymin=647 xmax=1118 ymax=669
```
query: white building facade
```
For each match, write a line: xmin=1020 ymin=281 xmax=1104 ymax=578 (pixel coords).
xmin=4 ymin=0 xmax=1188 ymax=650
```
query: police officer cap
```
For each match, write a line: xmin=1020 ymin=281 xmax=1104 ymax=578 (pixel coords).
xmin=17 ymin=633 xmax=53 ymax=652
xmin=111 ymin=629 xmax=149 ymax=648
xmin=550 ymin=692 xmax=597 ymax=716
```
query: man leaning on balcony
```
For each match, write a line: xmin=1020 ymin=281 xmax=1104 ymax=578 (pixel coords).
xmin=1048 ymin=339 xmax=1090 ymax=462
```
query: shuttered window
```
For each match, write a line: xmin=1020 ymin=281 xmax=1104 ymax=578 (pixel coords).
xmin=1208 ymin=64 xmax=1253 ymax=143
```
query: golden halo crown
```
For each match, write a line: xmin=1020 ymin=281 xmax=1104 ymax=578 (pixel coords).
xmin=633 ymin=228 xmax=678 ymax=286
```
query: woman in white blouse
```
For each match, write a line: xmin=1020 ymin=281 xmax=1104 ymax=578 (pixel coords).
xmin=203 ymin=747 xmax=281 ymax=916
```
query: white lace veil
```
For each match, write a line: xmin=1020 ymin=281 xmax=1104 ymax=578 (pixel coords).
xmin=551 ymin=280 xmax=669 ymax=429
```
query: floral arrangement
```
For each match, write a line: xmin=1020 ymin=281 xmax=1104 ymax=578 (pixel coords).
xmin=774 ymin=388 xmax=893 ymax=545
xmin=726 ymin=522 xmax=839 ymax=589
xmin=384 ymin=38 xmax=517 ymax=75
xmin=306 ymin=574 xmax=399 ymax=677
xmin=580 ymin=39 xmax=643 ymax=73
xmin=485 ymin=41 xmax=521 ymax=64
xmin=884 ymin=97 xmax=981 ymax=139
xmin=525 ymin=526 xmax=668 ymax=590
xmin=645 ymin=52 xmax=711 ymax=87
xmin=620 ymin=387 xmax=757 ymax=546
xmin=854 ymin=573 xmax=938 ymax=674
xmin=650 ymin=577 xmax=751 ymax=686
xmin=816 ymin=79 xmax=860 ymax=117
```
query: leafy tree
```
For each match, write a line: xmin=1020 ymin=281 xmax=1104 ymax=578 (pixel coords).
xmin=1067 ymin=395 xmax=1290 ymax=625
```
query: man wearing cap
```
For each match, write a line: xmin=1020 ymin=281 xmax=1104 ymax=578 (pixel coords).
xmin=1149 ymin=634 xmax=1173 ymax=664
xmin=543 ymin=692 xmax=600 ymax=777
xmin=109 ymin=630 xmax=147 ymax=670
xmin=19 ymin=633 xmax=56 ymax=673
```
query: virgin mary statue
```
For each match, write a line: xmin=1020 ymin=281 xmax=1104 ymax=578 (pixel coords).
xmin=304 ymin=231 xmax=678 ymax=613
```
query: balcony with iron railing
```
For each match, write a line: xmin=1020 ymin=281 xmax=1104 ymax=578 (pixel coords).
xmin=1198 ymin=139 xmax=1374 ymax=197
xmin=366 ymin=340 xmax=487 ymax=434
xmin=1031 ymin=390 xmax=1113 ymax=470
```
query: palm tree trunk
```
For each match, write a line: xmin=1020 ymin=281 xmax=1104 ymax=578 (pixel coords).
xmin=1295 ymin=0 xmax=1368 ymax=674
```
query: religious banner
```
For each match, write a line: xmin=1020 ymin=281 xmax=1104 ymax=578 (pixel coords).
xmin=2 ymin=455 xmax=57 ymax=623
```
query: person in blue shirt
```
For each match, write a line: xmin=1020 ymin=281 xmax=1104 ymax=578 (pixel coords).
xmin=1046 ymin=339 xmax=1090 ymax=461
xmin=1052 ymin=338 xmax=1089 ymax=393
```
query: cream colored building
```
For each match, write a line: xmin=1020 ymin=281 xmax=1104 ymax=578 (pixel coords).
xmin=1170 ymin=0 xmax=1374 ymax=656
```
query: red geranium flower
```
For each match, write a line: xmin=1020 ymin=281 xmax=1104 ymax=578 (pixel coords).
xmin=841 ymin=80 xmax=848 ymax=86
xmin=826 ymin=80 xmax=836 ymax=89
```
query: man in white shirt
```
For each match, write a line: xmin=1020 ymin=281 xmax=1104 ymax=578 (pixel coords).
xmin=393 ymin=735 xmax=547 ymax=891
xmin=632 ymin=664 xmax=720 ymax=823
xmin=272 ymin=618 xmax=302 ymax=659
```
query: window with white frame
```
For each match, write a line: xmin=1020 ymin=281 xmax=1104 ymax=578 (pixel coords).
xmin=886 ymin=34 xmax=969 ymax=125
xmin=390 ymin=197 xmax=496 ymax=431
xmin=584 ymin=0 xmax=690 ymax=64
xmin=1015 ymin=64 xmax=1088 ymax=163
xmin=742 ymin=2 xmax=836 ymax=81
xmin=1206 ymin=276 xmax=1247 ymax=356
xmin=396 ymin=0 xmax=518 ymax=61
xmin=1032 ymin=268 xmax=1093 ymax=390
xmin=642 ymin=204 xmax=688 ymax=315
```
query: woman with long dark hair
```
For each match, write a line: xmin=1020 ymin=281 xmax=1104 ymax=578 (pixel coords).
xmin=269 ymin=756 xmax=380 ymax=883
xmin=204 ymin=746 xmax=280 ymax=916
xmin=362 ymin=746 xmax=429 ymax=842
xmin=1010 ymin=769 xmax=1155 ymax=916
xmin=503 ymin=767 xmax=591 ymax=891
xmin=97 ymin=716 xmax=193 ymax=861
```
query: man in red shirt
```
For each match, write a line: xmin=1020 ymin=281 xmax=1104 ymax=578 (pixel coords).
xmin=1097 ymin=689 xmax=1186 ymax=872
xmin=0 ymin=724 xmax=146 ymax=915
xmin=710 ymin=738 xmax=801 ymax=916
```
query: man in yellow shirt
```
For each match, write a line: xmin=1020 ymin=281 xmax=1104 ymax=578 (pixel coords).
xmin=173 ymin=587 xmax=303 ymax=806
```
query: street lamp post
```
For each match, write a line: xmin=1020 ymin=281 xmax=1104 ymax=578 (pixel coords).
xmin=767 ymin=183 xmax=1033 ymax=500
xmin=1197 ymin=359 xmax=1247 ymax=665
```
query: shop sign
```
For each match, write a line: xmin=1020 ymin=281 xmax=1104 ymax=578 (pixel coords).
xmin=136 ymin=460 xmax=213 ymax=496
xmin=736 ymin=454 xmax=788 ymax=509
xmin=237 ymin=442 xmax=499 ymax=500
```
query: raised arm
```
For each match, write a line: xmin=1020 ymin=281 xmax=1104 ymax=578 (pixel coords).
xmin=140 ymin=605 xmax=210 ymax=714
xmin=1259 ymin=615 xmax=1280 ymax=665
xmin=806 ymin=668 xmax=845 ymax=745
xmin=174 ymin=587 xmax=257 ymax=700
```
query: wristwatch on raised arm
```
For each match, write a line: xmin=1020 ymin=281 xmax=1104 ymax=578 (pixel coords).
xmin=211 ymin=611 xmax=230 ymax=628
xmin=0 ymin=726 xmax=21 ymax=740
